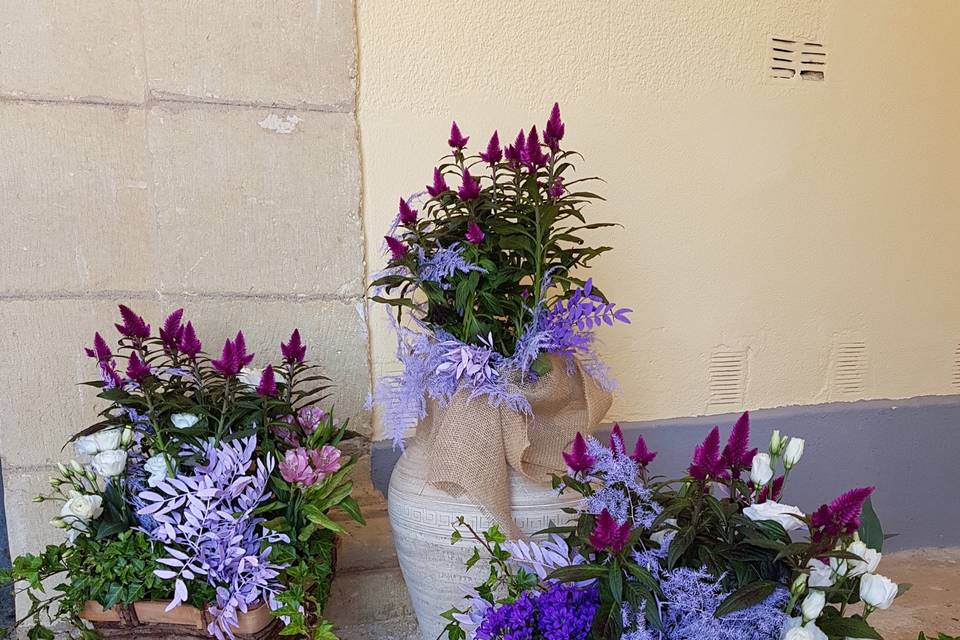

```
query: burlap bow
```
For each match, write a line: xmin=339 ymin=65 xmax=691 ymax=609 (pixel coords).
xmin=417 ymin=355 xmax=612 ymax=538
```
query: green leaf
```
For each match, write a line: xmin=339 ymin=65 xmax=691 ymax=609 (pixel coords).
xmin=714 ymin=580 xmax=778 ymax=618
xmin=667 ymin=527 xmax=695 ymax=569
xmin=858 ymin=497 xmax=884 ymax=552
xmin=302 ymin=506 xmax=345 ymax=533
xmin=816 ymin=614 xmax=883 ymax=639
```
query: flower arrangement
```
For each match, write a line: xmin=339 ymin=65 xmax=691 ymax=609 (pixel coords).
xmin=372 ymin=103 xmax=632 ymax=443
xmin=441 ymin=412 xmax=926 ymax=640
xmin=0 ymin=306 xmax=363 ymax=640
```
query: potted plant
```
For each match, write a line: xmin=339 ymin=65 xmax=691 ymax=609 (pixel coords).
xmin=0 ymin=306 xmax=363 ymax=640
xmin=370 ymin=104 xmax=631 ymax=638
xmin=441 ymin=412 xmax=931 ymax=640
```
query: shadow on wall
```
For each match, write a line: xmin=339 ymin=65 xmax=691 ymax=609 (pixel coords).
xmin=371 ymin=396 xmax=960 ymax=551
xmin=0 ymin=461 xmax=13 ymax=631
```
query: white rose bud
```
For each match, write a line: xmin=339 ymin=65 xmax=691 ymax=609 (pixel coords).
xmin=57 ymin=462 xmax=70 ymax=476
xmin=801 ymin=589 xmax=826 ymax=622
xmin=70 ymin=460 xmax=84 ymax=474
xmin=783 ymin=437 xmax=805 ymax=469
xmin=92 ymin=428 xmax=123 ymax=452
xmin=847 ymin=540 xmax=882 ymax=577
xmin=859 ymin=573 xmax=898 ymax=610
xmin=770 ymin=430 xmax=785 ymax=456
xmin=144 ymin=453 xmax=173 ymax=487
xmin=91 ymin=449 xmax=127 ymax=477
xmin=32 ymin=495 xmax=44 ymax=503
xmin=791 ymin=573 xmax=808 ymax=596
xmin=120 ymin=427 xmax=134 ymax=447
xmin=751 ymin=452 xmax=774 ymax=486
xmin=170 ymin=413 xmax=200 ymax=430
xmin=742 ymin=500 xmax=807 ymax=532
xmin=807 ymin=558 xmax=836 ymax=588
xmin=50 ymin=516 xmax=68 ymax=529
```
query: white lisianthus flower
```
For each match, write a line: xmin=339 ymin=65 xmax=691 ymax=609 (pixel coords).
xmin=237 ymin=367 xmax=285 ymax=390
xmin=75 ymin=428 xmax=124 ymax=455
xmin=743 ymin=501 xmax=806 ymax=532
xmin=781 ymin=618 xmax=827 ymax=640
xmin=860 ymin=573 xmax=898 ymax=610
xmin=170 ymin=413 xmax=200 ymax=429
xmin=144 ymin=453 xmax=173 ymax=487
xmin=830 ymin=554 xmax=849 ymax=578
xmin=801 ymin=589 xmax=826 ymax=622
xmin=91 ymin=449 xmax=127 ymax=477
xmin=770 ymin=430 xmax=785 ymax=456
xmin=60 ymin=491 xmax=103 ymax=540
xmin=783 ymin=437 xmax=805 ymax=469
xmin=807 ymin=558 xmax=836 ymax=588
xmin=750 ymin=452 xmax=774 ymax=485
xmin=650 ymin=518 xmax=677 ymax=546
xmin=847 ymin=540 xmax=882 ymax=577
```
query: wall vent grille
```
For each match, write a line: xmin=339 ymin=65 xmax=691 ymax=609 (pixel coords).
xmin=769 ymin=37 xmax=826 ymax=81
xmin=953 ymin=344 xmax=960 ymax=390
xmin=832 ymin=342 xmax=867 ymax=394
xmin=708 ymin=350 xmax=747 ymax=408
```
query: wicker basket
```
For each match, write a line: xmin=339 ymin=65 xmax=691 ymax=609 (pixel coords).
xmin=80 ymin=600 xmax=280 ymax=639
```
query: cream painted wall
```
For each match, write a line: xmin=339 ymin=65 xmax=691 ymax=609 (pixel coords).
xmin=357 ymin=0 xmax=960 ymax=437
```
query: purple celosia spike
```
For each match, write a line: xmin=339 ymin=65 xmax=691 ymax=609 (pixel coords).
xmin=426 ymin=167 xmax=449 ymax=197
xmin=465 ymin=221 xmax=485 ymax=244
xmin=115 ymin=304 xmax=151 ymax=339
xmin=233 ymin=331 xmax=254 ymax=370
xmin=756 ymin=475 xmax=784 ymax=503
xmin=178 ymin=321 xmax=202 ymax=358
xmin=385 ymin=235 xmax=409 ymax=261
xmin=159 ymin=308 xmax=184 ymax=351
xmin=522 ymin=126 xmax=549 ymax=168
xmin=630 ymin=434 xmax=657 ymax=467
xmin=398 ymin=197 xmax=418 ymax=225
xmin=721 ymin=411 xmax=751 ymax=471
xmin=829 ymin=486 xmax=875 ymax=533
xmin=126 ymin=351 xmax=151 ymax=382
xmin=609 ymin=423 xmax=626 ymax=455
xmin=688 ymin=426 xmax=729 ymax=481
xmin=211 ymin=338 xmax=238 ymax=377
xmin=589 ymin=508 xmax=631 ymax=553
xmin=504 ymin=129 xmax=525 ymax=166
xmin=458 ymin=170 xmax=481 ymax=201
xmin=256 ymin=364 xmax=277 ymax=397
xmin=448 ymin=121 xmax=469 ymax=149
xmin=479 ymin=131 xmax=502 ymax=164
xmin=280 ymin=328 xmax=306 ymax=364
xmin=562 ymin=433 xmax=595 ymax=474
xmin=544 ymin=102 xmax=565 ymax=151
xmin=86 ymin=332 xmax=113 ymax=362
xmin=548 ymin=177 xmax=565 ymax=199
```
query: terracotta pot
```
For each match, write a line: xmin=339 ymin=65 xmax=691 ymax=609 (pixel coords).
xmin=387 ymin=437 xmax=579 ymax=640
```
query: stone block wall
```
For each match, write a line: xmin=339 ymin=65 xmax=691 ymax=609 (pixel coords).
xmin=0 ymin=0 xmax=369 ymax=569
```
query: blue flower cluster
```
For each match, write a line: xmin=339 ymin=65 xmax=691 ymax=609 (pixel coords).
xmin=475 ymin=583 xmax=599 ymax=640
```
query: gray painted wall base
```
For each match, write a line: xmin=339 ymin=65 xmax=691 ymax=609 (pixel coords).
xmin=371 ymin=395 xmax=960 ymax=551
xmin=0 ymin=461 xmax=13 ymax=631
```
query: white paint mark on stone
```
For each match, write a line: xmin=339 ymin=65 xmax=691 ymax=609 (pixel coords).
xmin=355 ymin=302 xmax=368 ymax=338
xmin=258 ymin=113 xmax=303 ymax=135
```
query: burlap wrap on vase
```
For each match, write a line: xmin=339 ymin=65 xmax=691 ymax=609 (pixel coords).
xmin=417 ymin=355 xmax=612 ymax=538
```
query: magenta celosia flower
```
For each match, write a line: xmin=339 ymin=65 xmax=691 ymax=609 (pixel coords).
xmin=115 ymin=304 xmax=151 ymax=339
xmin=86 ymin=332 xmax=123 ymax=388
xmin=548 ymin=177 xmax=565 ymax=199
xmin=85 ymin=332 xmax=113 ymax=362
xmin=448 ymin=121 xmax=469 ymax=149
xmin=465 ymin=221 xmax=485 ymax=244
xmin=479 ymin=131 xmax=502 ymax=164
xmin=281 ymin=328 xmax=306 ymax=364
xmin=211 ymin=331 xmax=254 ymax=378
xmin=589 ymin=508 xmax=631 ymax=553
xmin=256 ymin=364 xmax=278 ymax=396
xmin=398 ymin=197 xmax=418 ymax=225
xmin=178 ymin=321 xmax=202 ymax=359
xmin=811 ymin=486 xmax=875 ymax=542
xmin=609 ymin=423 xmax=627 ymax=455
xmin=385 ymin=235 xmax=409 ymax=260
xmin=688 ymin=426 xmax=729 ymax=481
xmin=721 ymin=411 xmax=756 ymax=473
xmin=459 ymin=170 xmax=481 ymax=201
xmin=562 ymin=432 xmax=595 ymax=474
xmin=522 ymin=126 xmax=549 ymax=168
xmin=426 ymin=167 xmax=449 ymax=197
xmin=630 ymin=434 xmax=657 ymax=467
xmin=279 ymin=448 xmax=314 ymax=485
xmin=755 ymin=475 xmax=784 ymax=503
xmin=126 ymin=351 xmax=151 ymax=382
xmin=504 ymin=129 xmax=525 ymax=165
xmin=544 ymin=102 xmax=565 ymax=152
xmin=159 ymin=308 xmax=184 ymax=352
xmin=308 ymin=445 xmax=342 ymax=482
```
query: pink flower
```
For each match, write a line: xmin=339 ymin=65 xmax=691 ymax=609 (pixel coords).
xmin=296 ymin=406 xmax=326 ymax=434
xmin=308 ymin=445 xmax=343 ymax=482
xmin=279 ymin=448 xmax=314 ymax=485
xmin=589 ymin=508 xmax=631 ymax=553
xmin=562 ymin=432 xmax=594 ymax=474
xmin=465 ymin=221 xmax=485 ymax=244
